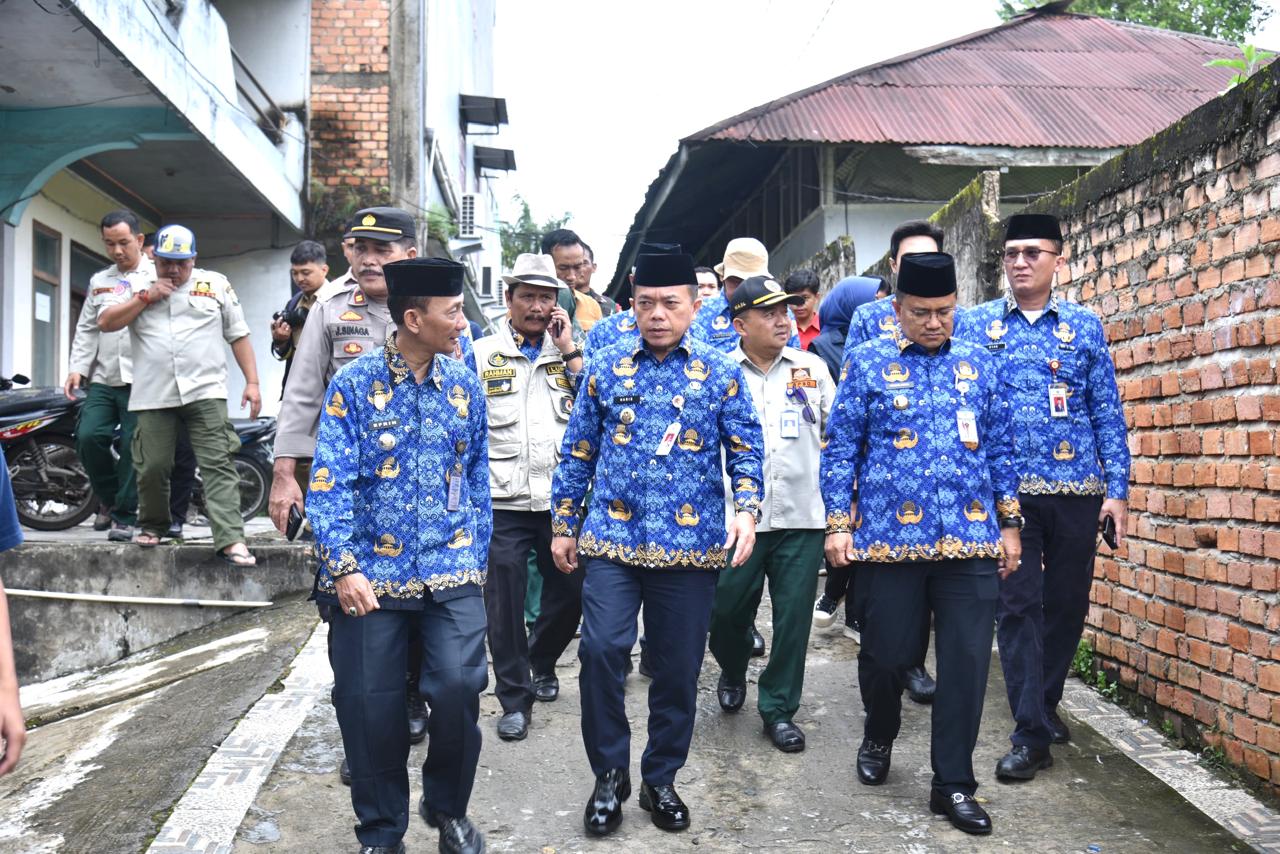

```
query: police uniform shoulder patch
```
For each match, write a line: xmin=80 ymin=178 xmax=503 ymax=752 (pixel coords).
xmin=351 ymin=290 xmax=367 ymax=306
xmin=343 ymin=342 xmax=364 ymax=356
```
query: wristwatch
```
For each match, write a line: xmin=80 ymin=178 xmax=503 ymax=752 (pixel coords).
xmin=999 ymin=515 xmax=1025 ymax=530
xmin=561 ymin=348 xmax=584 ymax=362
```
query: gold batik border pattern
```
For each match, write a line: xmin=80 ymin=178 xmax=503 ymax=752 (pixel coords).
xmin=853 ymin=537 xmax=1004 ymax=563
xmin=995 ymin=497 xmax=1023 ymax=518
xmin=325 ymin=548 xmax=361 ymax=578
xmin=734 ymin=496 xmax=762 ymax=515
xmin=551 ymin=517 xmax=580 ymax=537
xmin=317 ymin=568 xmax=487 ymax=600
xmin=578 ymin=533 xmax=727 ymax=569
xmin=1019 ymin=475 xmax=1105 ymax=496
xmin=826 ymin=511 xmax=853 ymax=534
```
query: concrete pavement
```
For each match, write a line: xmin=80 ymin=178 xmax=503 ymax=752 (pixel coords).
xmin=226 ymin=601 xmax=1249 ymax=854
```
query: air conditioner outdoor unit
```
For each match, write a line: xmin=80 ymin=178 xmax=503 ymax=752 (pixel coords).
xmin=458 ymin=193 xmax=479 ymax=239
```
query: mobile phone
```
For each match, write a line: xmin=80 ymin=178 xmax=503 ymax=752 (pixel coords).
xmin=1100 ymin=515 xmax=1117 ymax=550
xmin=286 ymin=503 xmax=305 ymax=541
xmin=551 ymin=318 xmax=565 ymax=338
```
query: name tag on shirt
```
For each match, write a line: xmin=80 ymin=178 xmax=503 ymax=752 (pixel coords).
xmin=780 ymin=410 xmax=800 ymax=439
xmin=1049 ymin=384 xmax=1069 ymax=417
xmin=655 ymin=421 xmax=681 ymax=456
xmin=956 ymin=408 xmax=979 ymax=447
xmin=447 ymin=463 xmax=463 ymax=511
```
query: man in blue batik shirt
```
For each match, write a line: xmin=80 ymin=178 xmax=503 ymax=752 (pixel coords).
xmin=309 ymin=258 xmax=490 ymax=854
xmin=955 ymin=212 xmax=1130 ymax=784
xmin=822 ymin=252 xmax=1022 ymax=837
xmin=835 ymin=218 xmax=948 ymax=705
xmin=551 ymin=252 xmax=764 ymax=838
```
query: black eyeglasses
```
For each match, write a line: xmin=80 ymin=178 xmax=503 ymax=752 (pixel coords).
xmin=1002 ymin=247 xmax=1058 ymax=264
xmin=786 ymin=385 xmax=816 ymax=423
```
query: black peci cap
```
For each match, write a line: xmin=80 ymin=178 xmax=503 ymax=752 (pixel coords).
xmin=1005 ymin=213 xmax=1063 ymax=243
xmin=633 ymin=253 xmax=697 ymax=287
xmin=895 ymin=252 xmax=957 ymax=298
xmin=383 ymin=258 xmax=464 ymax=297
xmin=345 ymin=207 xmax=417 ymax=242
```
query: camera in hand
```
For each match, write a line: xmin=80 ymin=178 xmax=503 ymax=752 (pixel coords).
xmin=274 ymin=303 xmax=308 ymax=330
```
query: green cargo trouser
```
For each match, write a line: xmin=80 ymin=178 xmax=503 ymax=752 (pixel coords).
xmin=133 ymin=399 xmax=244 ymax=551
xmin=75 ymin=382 xmax=137 ymax=525
xmin=709 ymin=528 xmax=823 ymax=725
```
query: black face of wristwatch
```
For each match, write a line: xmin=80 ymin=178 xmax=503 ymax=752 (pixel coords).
xmin=999 ymin=515 xmax=1025 ymax=530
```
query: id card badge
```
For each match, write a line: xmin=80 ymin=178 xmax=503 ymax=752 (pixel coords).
xmin=446 ymin=462 xmax=463 ymax=511
xmin=1049 ymin=384 xmax=1069 ymax=418
xmin=780 ymin=410 xmax=800 ymax=439
xmin=956 ymin=408 xmax=979 ymax=446
xmin=655 ymin=421 xmax=681 ymax=456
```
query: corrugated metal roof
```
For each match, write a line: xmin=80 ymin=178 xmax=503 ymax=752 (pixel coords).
xmin=692 ymin=11 xmax=1246 ymax=149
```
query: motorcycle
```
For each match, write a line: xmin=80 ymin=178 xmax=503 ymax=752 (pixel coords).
xmin=0 ymin=373 xmax=95 ymax=530
xmin=1 ymin=373 xmax=276 ymax=530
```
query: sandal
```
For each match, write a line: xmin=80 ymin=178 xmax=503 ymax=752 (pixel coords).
xmin=218 ymin=545 xmax=257 ymax=567
xmin=134 ymin=532 xmax=161 ymax=548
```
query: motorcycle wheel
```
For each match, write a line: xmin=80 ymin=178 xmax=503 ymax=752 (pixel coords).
xmin=7 ymin=435 xmax=97 ymax=530
xmin=235 ymin=455 xmax=270 ymax=521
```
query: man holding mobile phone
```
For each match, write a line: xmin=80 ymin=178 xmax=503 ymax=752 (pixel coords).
xmin=473 ymin=253 xmax=584 ymax=742
xmin=956 ymin=213 xmax=1130 ymax=783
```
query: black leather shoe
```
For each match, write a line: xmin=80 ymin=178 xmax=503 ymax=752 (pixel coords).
xmin=532 ymin=672 xmax=559 ymax=702
xmin=358 ymin=843 xmax=405 ymax=854
xmin=856 ymin=737 xmax=892 ymax=785
xmin=93 ymin=504 xmax=112 ymax=531
xmin=340 ymin=755 xmax=351 ymax=786
xmin=421 ymin=799 xmax=485 ymax=854
xmin=750 ymin=625 xmax=766 ymax=657
xmin=904 ymin=665 xmax=936 ymax=704
xmin=583 ymin=768 xmax=631 ymax=836
xmin=995 ymin=744 xmax=1053 ymax=780
xmin=717 ymin=673 xmax=746 ymax=712
xmin=497 ymin=710 xmax=530 ymax=741
xmin=929 ymin=789 xmax=992 ymax=835
xmin=764 ymin=721 xmax=805 ymax=753
xmin=407 ymin=690 xmax=428 ymax=744
xmin=638 ymin=643 xmax=654 ymax=679
xmin=638 ymin=782 xmax=690 ymax=831
xmin=1047 ymin=708 xmax=1071 ymax=744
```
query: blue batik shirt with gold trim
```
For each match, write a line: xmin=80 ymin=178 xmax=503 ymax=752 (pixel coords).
xmin=584 ymin=308 xmax=639 ymax=366
xmin=691 ymin=292 xmax=800 ymax=353
xmin=955 ymin=294 xmax=1129 ymax=499
xmin=308 ymin=335 xmax=492 ymax=607
xmin=820 ymin=336 xmax=1020 ymax=562
xmin=841 ymin=299 xmax=970 ymax=370
xmin=551 ymin=332 xmax=764 ymax=570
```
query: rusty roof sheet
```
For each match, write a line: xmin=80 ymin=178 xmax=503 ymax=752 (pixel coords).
xmin=693 ymin=11 xmax=1246 ymax=149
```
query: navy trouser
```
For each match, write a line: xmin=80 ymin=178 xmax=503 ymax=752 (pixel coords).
xmin=578 ymin=558 xmax=717 ymax=785
xmin=998 ymin=494 xmax=1103 ymax=749
xmin=329 ymin=593 xmax=488 ymax=848
xmin=859 ymin=558 xmax=998 ymax=796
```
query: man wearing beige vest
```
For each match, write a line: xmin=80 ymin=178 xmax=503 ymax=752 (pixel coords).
xmin=474 ymin=253 xmax=586 ymax=741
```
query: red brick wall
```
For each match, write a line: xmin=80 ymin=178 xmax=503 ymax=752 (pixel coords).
xmin=310 ymin=0 xmax=391 ymax=192
xmin=1046 ymin=70 xmax=1280 ymax=795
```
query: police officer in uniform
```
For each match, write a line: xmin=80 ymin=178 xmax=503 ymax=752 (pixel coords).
xmin=309 ymin=257 xmax=489 ymax=854
xmin=821 ymin=252 xmax=1022 ymax=836
xmin=269 ymin=207 xmax=429 ymax=776
xmin=473 ymin=253 xmax=585 ymax=741
xmin=551 ymin=252 xmax=764 ymax=836
xmin=709 ymin=275 xmax=835 ymax=753
xmin=97 ymin=224 xmax=261 ymax=566
xmin=956 ymin=213 xmax=1130 ymax=781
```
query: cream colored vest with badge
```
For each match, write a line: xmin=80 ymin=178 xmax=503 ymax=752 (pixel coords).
xmin=473 ymin=326 xmax=574 ymax=512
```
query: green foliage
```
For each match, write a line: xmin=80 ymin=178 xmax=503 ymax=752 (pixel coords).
xmin=1206 ymin=43 xmax=1278 ymax=92
xmin=425 ymin=204 xmax=458 ymax=244
xmin=499 ymin=195 xmax=571 ymax=271
xmin=1160 ymin=718 xmax=1177 ymax=739
xmin=1095 ymin=668 xmax=1118 ymax=700
xmin=997 ymin=0 xmax=1273 ymax=42
xmin=1071 ymin=637 xmax=1094 ymax=678
xmin=1200 ymin=745 xmax=1228 ymax=770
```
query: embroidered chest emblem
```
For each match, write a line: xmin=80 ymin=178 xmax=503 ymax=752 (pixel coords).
xmin=608 ymin=500 xmax=632 ymax=521
xmin=339 ymin=310 xmax=364 ymax=322
xmin=881 ymin=362 xmax=910 ymax=384
xmin=368 ymin=380 xmax=393 ymax=410
xmin=488 ymin=352 xmax=508 ymax=367
xmin=376 ymin=457 xmax=399 ymax=479
xmin=954 ymin=361 xmax=979 ymax=382
xmin=1053 ymin=322 xmax=1075 ymax=344
xmin=893 ymin=428 xmax=918 ymax=450
xmin=685 ymin=359 xmax=710 ymax=382
xmin=448 ymin=384 xmax=470 ymax=418
xmin=675 ymin=504 xmax=701 ymax=526
xmin=310 ymin=467 xmax=335 ymax=492
xmin=373 ymin=534 xmax=403 ymax=557
xmin=878 ymin=314 xmax=898 ymax=333
xmin=447 ymin=529 xmax=473 ymax=549
xmin=613 ymin=356 xmax=639 ymax=377
xmin=896 ymin=501 xmax=923 ymax=524
xmin=964 ymin=500 xmax=989 ymax=522
xmin=677 ymin=428 xmax=703 ymax=451
xmin=712 ymin=315 xmax=730 ymax=330
xmin=619 ymin=317 xmax=637 ymax=332
xmin=325 ymin=390 xmax=348 ymax=417
xmin=612 ymin=423 xmax=632 ymax=445
xmin=987 ymin=319 xmax=1008 ymax=341
xmin=1053 ymin=440 xmax=1075 ymax=461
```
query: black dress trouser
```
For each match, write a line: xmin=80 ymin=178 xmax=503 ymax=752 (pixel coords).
xmin=484 ymin=508 xmax=584 ymax=714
